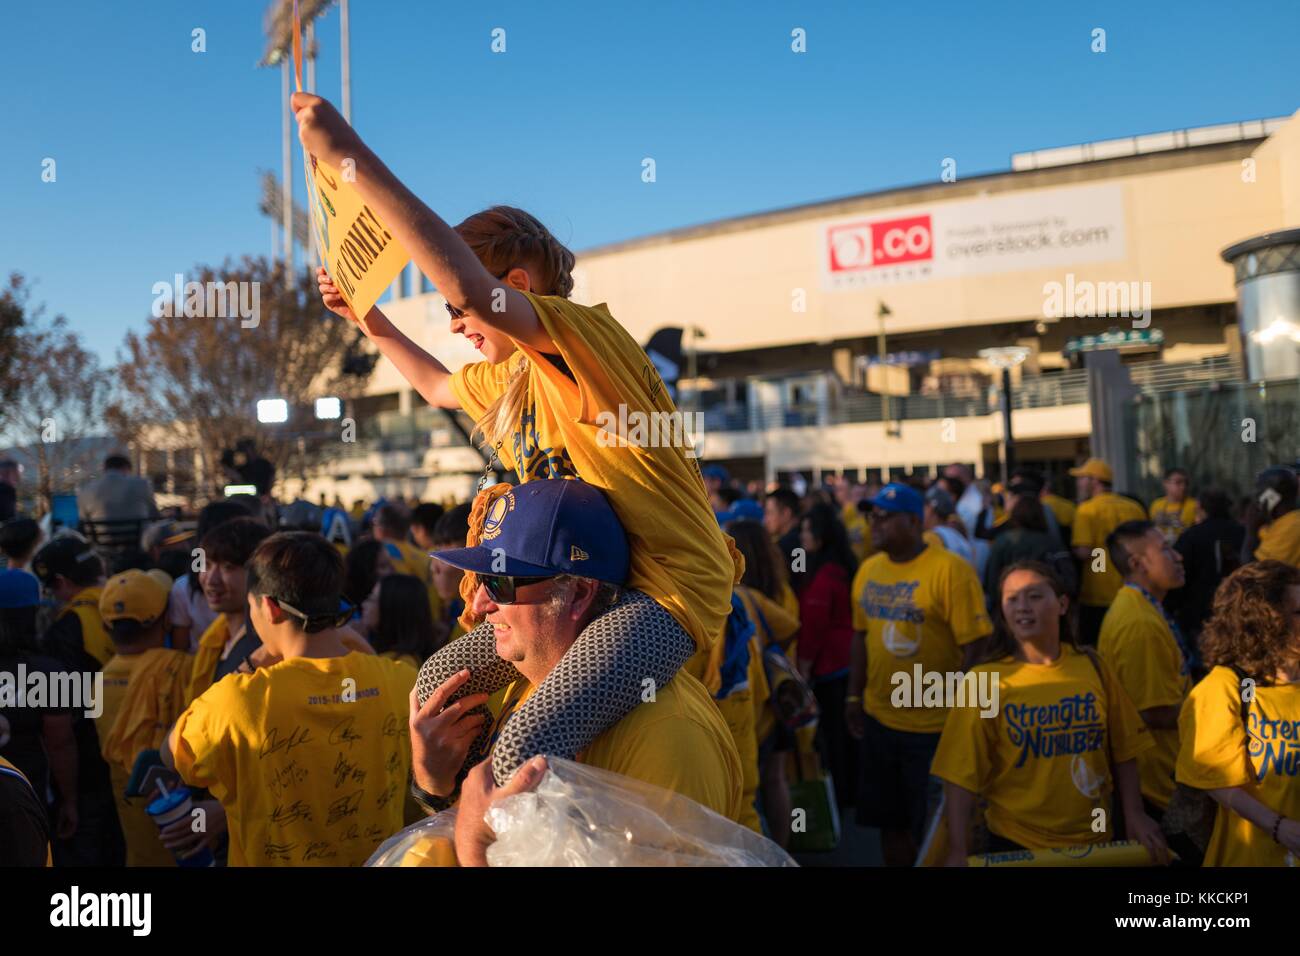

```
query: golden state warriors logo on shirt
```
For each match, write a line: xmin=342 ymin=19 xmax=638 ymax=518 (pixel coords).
xmin=481 ymin=493 xmax=515 ymax=542
xmin=862 ymin=581 xmax=924 ymax=657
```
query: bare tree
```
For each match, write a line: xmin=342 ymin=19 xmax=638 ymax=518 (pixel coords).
xmin=0 ymin=276 xmax=113 ymax=511
xmin=108 ymin=257 xmax=371 ymax=500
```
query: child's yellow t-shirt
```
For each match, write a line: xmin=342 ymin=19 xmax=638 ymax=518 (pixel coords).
xmin=1176 ymin=666 xmax=1300 ymax=867
xmin=171 ymin=651 xmax=417 ymax=867
xmin=932 ymin=646 xmax=1153 ymax=849
xmin=1072 ymin=493 xmax=1148 ymax=607
xmin=1097 ymin=585 xmax=1190 ymax=809
xmin=450 ymin=293 xmax=743 ymax=654
xmin=97 ymin=647 xmax=192 ymax=867
xmin=850 ymin=544 xmax=993 ymax=733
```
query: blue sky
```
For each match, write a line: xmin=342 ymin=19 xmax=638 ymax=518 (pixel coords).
xmin=2 ymin=0 xmax=1298 ymax=363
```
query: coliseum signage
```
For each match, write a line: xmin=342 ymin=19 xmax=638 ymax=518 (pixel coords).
xmin=821 ymin=183 xmax=1126 ymax=290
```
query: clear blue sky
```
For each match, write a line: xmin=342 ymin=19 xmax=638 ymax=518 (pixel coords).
xmin=2 ymin=0 xmax=1297 ymax=363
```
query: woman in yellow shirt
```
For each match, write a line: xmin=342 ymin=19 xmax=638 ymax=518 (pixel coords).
xmin=1176 ymin=560 xmax=1300 ymax=866
xmin=294 ymin=92 xmax=740 ymax=788
xmin=933 ymin=561 xmax=1168 ymax=864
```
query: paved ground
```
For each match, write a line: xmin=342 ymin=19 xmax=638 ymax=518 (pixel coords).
xmin=792 ymin=814 xmax=884 ymax=867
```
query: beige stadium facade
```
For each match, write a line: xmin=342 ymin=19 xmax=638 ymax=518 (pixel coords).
xmin=290 ymin=109 xmax=1300 ymax=505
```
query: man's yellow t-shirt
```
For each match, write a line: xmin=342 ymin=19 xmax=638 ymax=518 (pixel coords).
xmin=59 ymin=586 xmax=113 ymax=667
xmin=1097 ymin=586 xmax=1190 ymax=809
xmin=96 ymin=647 xmax=192 ymax=866
xmin=842 ymin=503 xmax=872 ymax=563
xmin=171 ymin=652 xmax=418 ymax=867
xmin=492 ymin=670 xmax=744 ymax=824
xmin=1042 ymin=493 xmax=1076 ymax=531
xmin=1176 ymin=666 xmax=1300 ymax=867
xmin=1072 ymin=493 xmax=1148 ymax=607
xmin=932 ymin=646 xmax=1153 ymax=849
xmin=1256 ymin=509 xmax=1300 ymax=567
xmin=851 ymin=544 xmax=993 ymax=733
xmin=450 ymin=293 xmax=743 ymax=657
xmin=1149 ymin=497 xmax=1197 ymax=544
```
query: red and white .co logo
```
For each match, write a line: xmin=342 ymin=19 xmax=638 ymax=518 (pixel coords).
xmin=828 ymin=214 xmax=933 ymax=272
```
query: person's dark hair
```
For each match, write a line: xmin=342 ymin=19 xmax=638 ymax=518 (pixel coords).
xmin=1008 ymin=496 xmax=1048 ymax=534
xmin=375 ymin=503 xmax=411 ymax=537
xmin=156 ymin=547 xmax=192 ymax=582
xmin=1164 ymin=467 xmax=1188 ymax=481
xmin=0 ymin=518 xmax=41 ymax=561
xmin=62 ymin=551 xmax=104 ymax=588
xmin=1198 ymin=487 xmax=1232 ymax=521
xmin=801 ymin=502 xmax=858 ymax=579
xmin=201 ymin=517 xmax=272 ymax=568
xmin=766 ymin=487 xmax=801 ymax=518
xmin=717 ymin=487 xmax=743 ymax=508
xmin=726 ymin=518 xmax=789 ymax=602
xmin=1106 ymin=520 xmax=1155 ymax=579
xmin=1010 ymin=467 xmax=1045 ymax=493
xmin=938 ymin=475 xmax=966 ymax=502
xmin=982 ymin=560 xmax=1076 ymax=664
xmin=188 ymin=498 xmax=253 ymax=592
xmin=1201 ymin=561 xmax=1300 ymax=680
xmin=246 ymin=532 xmax=346 ymax=634
xmin=411 ymin=503 xmax=445 ymax=538
xmin=371 ymin=574 xmax=437 ymax=661
xmin=103 ymin=454 xmax=132 ymax=471
xmin=344 ymin=539 xmax=386 ymax=606
xmin=108 ymin=548 xmax=153 ymax=575
xmin=432 ymin=503 xmax=472 ymax=547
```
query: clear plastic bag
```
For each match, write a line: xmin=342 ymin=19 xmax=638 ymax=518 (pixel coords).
xmin=366 ymin=758 xmax=796 ymax=867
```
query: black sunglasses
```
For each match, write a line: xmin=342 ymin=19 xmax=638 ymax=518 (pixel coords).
xmin=480 ymin=573 xmax=556 ymax=605
xmin=444 ymin=272 xmax=511 ymax=321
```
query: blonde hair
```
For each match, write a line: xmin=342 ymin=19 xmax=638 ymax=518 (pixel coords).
xmin=455 ymin=206 xmax=575 ymax=454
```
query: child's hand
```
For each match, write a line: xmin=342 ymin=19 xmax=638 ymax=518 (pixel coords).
xmin=318 ymin=267 xmax=358 ymax=323
xmin=290 ymin=91 xmax=362 ymax=169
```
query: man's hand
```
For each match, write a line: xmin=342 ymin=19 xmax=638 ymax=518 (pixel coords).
xmin=290 ymin=91 xmax=364 ymax=169
xmin=453 ymin=756 xmax=547 ymax=867
xmin=408 ymin=670 xmax=490 ymax=798
xmin=55 ymin=799 xmax=78 ymax=840
xmin=159 ymin=799 xmax=226 ymax=859
xmin=1126 ymin=810 xmax=1171 ymax=865
xmin=844 ymin=700 xmax=865 ymax=740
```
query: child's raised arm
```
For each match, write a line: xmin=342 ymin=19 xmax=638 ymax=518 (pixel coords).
xmin=292 ymin=92 xmax=554 ymax=356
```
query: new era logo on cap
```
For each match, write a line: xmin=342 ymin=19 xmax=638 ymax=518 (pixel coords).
xmin=570 ymin=545 xmax=589 ymax=561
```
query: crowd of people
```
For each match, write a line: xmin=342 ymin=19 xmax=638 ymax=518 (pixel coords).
xmin=2 ymin=83 xmax=1297 ymax=869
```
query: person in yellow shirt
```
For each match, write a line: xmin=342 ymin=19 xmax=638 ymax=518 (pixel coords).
xmin=1069 ymin=458 xmax=1147 ymax=645
xmin=32 ymin=536 xmax=112 ymax=670
xmin=933 ymin=561 xmax=1167 ymax=863
xmin=187 ymin=517 xmax=273 ymax=703
xmin=1042 ymin=489 xmax=1077 ymax=542
xmin=299 ymin=89 xmax=740 ymax=792
xmin=407 ymin=480 xmax=742 ymax=865
xmin=0 ymin=755 xmax=51 ymax=866
xmin=163 ymin=532 xmax=417 ymax=867
xmin=845 ymin=482 xmax=993 ymax=866
xmin=1247 ymin=466 xmax=1300 ymax=568
xmin=1176 ymin=560 xmax=1300 ymax=866
xmin=1149 ymin=467 xmax=1197 ymax=544
xmin=94 ymin=570 xmax=193 ymax=866
xmin=1097 ymin=521 xmax=1191 ymax=825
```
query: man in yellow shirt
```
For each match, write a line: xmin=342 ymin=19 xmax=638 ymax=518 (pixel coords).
xmin=845 ymin=482 xmax=993 ymax=866
xmin=408 ymin=479 xmax=743 ymax=865
xmin=162 ymin=532 xmax=417 ymax=866
xmin=1149 ymin=467 xmax=1197 ymax=544
xmin=1069 ymin=458 xmax=1147 ymax=645
xmin=94 ymin=570 xmax=192 ymax=866
xmin=1097 ymin=521 xmax=1191 ymax=826
xmin=1248 ymin=466 xmax=1300 ymax=568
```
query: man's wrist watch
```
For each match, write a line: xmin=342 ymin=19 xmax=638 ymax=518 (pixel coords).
xmin=411 ymin=778 xmax=457 ymax=815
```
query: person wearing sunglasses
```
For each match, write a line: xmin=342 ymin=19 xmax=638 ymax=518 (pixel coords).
xmin=162 ymin=532 xmax=419 ymax=867
xmin=408 ymin=479 xmax=743 ymax=866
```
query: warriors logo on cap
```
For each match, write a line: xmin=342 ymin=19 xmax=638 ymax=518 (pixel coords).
xmin=481 ymin=493 xmax=515 ymax=542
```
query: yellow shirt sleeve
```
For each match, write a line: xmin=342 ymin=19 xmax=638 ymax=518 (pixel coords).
xmin=931 ymin=690 xmax=996 ymax=794
xmin=1175 ymin=667 xmax=1253 ymax=790
xmin=1071 ymin=504 xmax=1098 ymax=548
xmin=1096 ymin=653 xmax=1152 ymax=765
xmin=850 ymin=560 xmax=871 ymax=631
xmin=941 ymin=557 xmax=994 ymax=646
xmin=449 ymin=358 xmax=515 ymax=422
xmin=101 ymin=651 xmax=190 ymax=773
xmin=172 ymin=683 xmax=237 ymax=802
xmin=1100 ymin=617 xmax=1185 ymax=711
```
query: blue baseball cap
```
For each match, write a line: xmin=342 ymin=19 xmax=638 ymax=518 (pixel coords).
xmin=431 ymin=479 xmax=630 ymax=585
xmin=701 ymin=465 xmax=729 ymax=482
xmin=867 ymin=482 xmax=924 ymax=517
xmin=718 ymin=498 xmax=763 ymax=525
xmin=0 ymin=569 xmax=40 ymax=609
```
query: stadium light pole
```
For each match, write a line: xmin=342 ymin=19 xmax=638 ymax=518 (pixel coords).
xmin=979 ymin=347 xmax=1030 ymax=486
